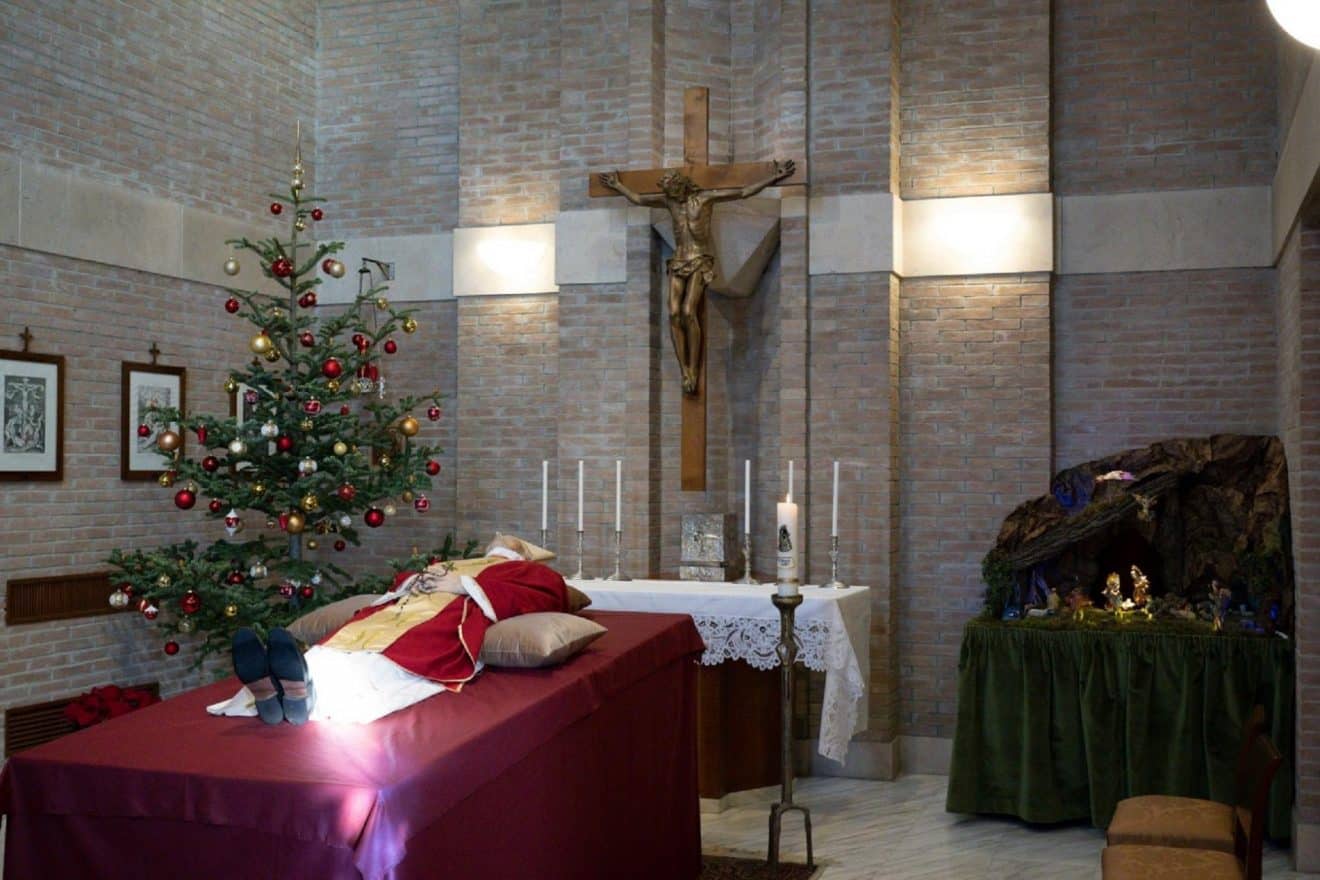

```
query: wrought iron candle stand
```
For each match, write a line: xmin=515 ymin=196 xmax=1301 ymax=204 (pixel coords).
xmin=572 ymin=530 xmax=585 ymax=580
xmin=604 ymin=529 xmax=631 ymax=581
xmin=824 ymin=535 xmax=848 ymax=589
xmin=737 ymin=533 xmax=759 ymax=584
xmin=767 ymin=592 xmax=814 ymax=871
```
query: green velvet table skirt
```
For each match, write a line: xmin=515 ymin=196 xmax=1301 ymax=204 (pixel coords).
xmin=945 ymin=620 xmax=1294 ymax=840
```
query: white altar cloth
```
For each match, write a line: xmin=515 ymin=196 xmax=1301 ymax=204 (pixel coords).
xmin=569 ymin=579 xmax=870 ymax=764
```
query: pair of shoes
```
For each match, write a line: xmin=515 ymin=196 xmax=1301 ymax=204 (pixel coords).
xmin=231 ymin=628 xmax=315 ymax=725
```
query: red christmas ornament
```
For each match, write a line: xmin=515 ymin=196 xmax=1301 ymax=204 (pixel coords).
xmin=303 ymin=399 xmax=322 ymax=415
xmin=227 ymin=571 xmax=245 ymax=585
xmin=339 ymin=405 xmax=351 ymax=416
xmin=366 ymin=364 xmax=380 ymax=382
xmin=202 ymin=456 xmax=220 ymax=472
xmin=143 ymin=604 xmax=159 ymax=621
xmin=299 ymin=331 xmax=315 ymax=347
xmin=271 ymin=258 xmax=293 ymax=278
xmin=208 ymin=499 xmax=223 ymax=513
xmin=270 ymin=202 xmax=284 ymax=216
xmin=278 ymin=513 xmax=290 ymax=531
xmin=383 ymin=339 xmax=398 ymax=354
xmin=163 ymin=641 xmax=180 ymax=656
xmin=195 ymin=425 xmax=208 ymax=445
xmin=414 ymin=496 xmax=431 ymax=513
xmin=364 ymin=507 xmax=385 ymax=528
xmin=321 ymin=358 xmax=343 ymax=379
xmin=298 ymin=585 xmax=314 ymax=600
xmin=425 ymin=460 xmax=441 ymax=476
xmin=173 ymin=488 xmax=197 ymax=510
xmin=337 ymin=484 xmax=356 ymax=502
xmin=427 ymin=406 xmax=441 ymax=421
xmin=224 ymin=298 xmax=241 ymax=314
xmin=304 ymin=291 xmax=317 ymax=308
xmin=279 ymin=582 xmax=296 ymax=598
xmin=321 ymin=258 xmax=337 ymax=274
xmin=334 ymin=539 xmax=347 ymax=552
xmin=119 ymin=583 xmax=135 ymax=598
xmin=276 ymin=435 xmax=294 ymax=453
xmin=351 ymin=333 xmax=366 ymax=349
xmin=181 ymin=591 xmax=201 ymax=615
xmin=311 ymin=208 xmax=324 ymax=222
xmin=137 ymin=423 xmax=151 ymax=438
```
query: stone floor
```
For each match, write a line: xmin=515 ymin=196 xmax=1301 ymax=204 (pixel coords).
xmin=700 ymin=775 xmax=1316 ymax=880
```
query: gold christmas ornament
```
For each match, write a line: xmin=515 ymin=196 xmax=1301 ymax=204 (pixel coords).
xmin=306 ymin=538 xmax=319 ymax=550
xmin=383 ymin=504 xmax=397 ymax=517
xmin=326 ymin=379 xmax=340 ymax=392
xmin=249 ymin=333 xmax=273 ymax=355
xmin=157 ymin=430 xmax=181 ymax=453
xmin=223 ymin=257 xmax=241 ymax=276
xmin=300 ymin=418 xmax=315 ymax=431
xmin=178 ymin=618 xmax=196 ymax=634
xmin=225 ymin=604 xmax=239 ymax=618
xmin=333 ymin=441 xmax=349 ymax=456
xmin=324 ymin=259 xmax=346 ymax=279
xmin=272 ymin=308 xmax=286 ymax=320
xmin=301 ymin=493 xmax=320 ymax=512
xmin=252 ymin=481 xmax=266 ymax=495
xmin=264 ymin=349 xmax=280 ymax=363
xmin=378 ymin=453 xmax=392 ymax=469
xmin=157 ymin=574 xmax=172 ymax=588
xmin=402 ymin=317 xmax=418 ymax=334
xmin=223 ymin=377 xmax=239 ymax=394
xmin=398 ymin=416 xmax=420 ymax=437
xmin=401 ymin=490 xmax=415 ymax=503
xmin=286 ymin=511 xmax=306 ymax=534
xmin=158 ymin=471 xmax=175 ymax=488
xmin=294 ymin=217 xmax=307 ymax=232
xmin=375 ymin=297 xmax=390 ymax=310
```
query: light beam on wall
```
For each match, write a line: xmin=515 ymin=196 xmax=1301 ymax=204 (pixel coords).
xmin=453 ymin=223 xmax=559 ymax=297
xmin=476 ymin=238 xmax=548 ymax=275
xmin=1268 ymin=0 xmax=1320 ymax=49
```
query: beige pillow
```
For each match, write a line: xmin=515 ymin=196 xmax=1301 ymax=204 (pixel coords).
xmin=479 ymin=612 xmax=606 ymax=668
xmin=287 ymin=593 xmax=381 ymax=644
xmin=566 ymin=584 xmax=592 ymax=612
xmin=488 ymin=532 xmax=556 ymax=562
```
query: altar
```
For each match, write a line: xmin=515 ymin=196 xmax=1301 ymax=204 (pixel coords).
xmin=572 ymin=578 xmax=870 ymax=798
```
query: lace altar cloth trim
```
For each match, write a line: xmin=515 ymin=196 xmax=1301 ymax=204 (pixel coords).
xmin=690 ymin=613 xmax=864 ymax=764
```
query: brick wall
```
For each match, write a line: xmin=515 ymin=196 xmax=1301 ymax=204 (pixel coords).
xmin=316 ymin=0 xmax=460 ymax=237
xmin=1053 ymin=0 xmax=1276 ymax=196
xmin=808 ymin=0 xmax=895 ymax=195
xmin=898 ymin=276 xmax=1052 ymax=737
xmin=558 ymin=0 xmax=630 ymax=213
xmin=0 ymin=0 xmax=316 ymax=223
xmin=1053 ymin=269 xmax=1277 ymax=469
xmin=457 ymin=0 xmax=562 ymax=226
xmin=455 ymin=295 xmax=559 ymax=544
xmin=1281 ymin=225 xmax=1320 ymax=829
xmin=664 ymin=0 xmax=732 ymax=165
xmin=807 ymin=271 xmax=899 ymax=742
xmin=0 ymin=245 xmax=253 ymax=752
xmin=899 ymin=0 xmax=1050 ymax=198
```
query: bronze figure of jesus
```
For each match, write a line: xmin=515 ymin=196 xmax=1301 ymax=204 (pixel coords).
xmin=600 ymin=159 xmax=795 ymax=396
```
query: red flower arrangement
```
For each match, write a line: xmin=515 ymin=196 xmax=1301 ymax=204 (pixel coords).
xmin=63 ymin=685 xmax=160 ymax=729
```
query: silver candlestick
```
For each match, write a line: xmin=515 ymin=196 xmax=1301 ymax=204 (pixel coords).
xmin=738 ymin=532 xmax=759 ymax=584
xmin=572 ymin=530 xmax=585 ymax=580
xmin=539 ymin=528 xmax=549 ymax=555
xmin=825 ymin=534 xmax=848 ymax=589
xmin=604 ymin=529 xmax=631 ymax=581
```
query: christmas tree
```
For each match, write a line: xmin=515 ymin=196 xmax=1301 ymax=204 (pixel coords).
xmin=108 ymin=129 xmax=459 ymax=662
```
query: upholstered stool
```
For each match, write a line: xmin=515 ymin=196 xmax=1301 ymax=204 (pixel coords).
xmin=1106 ymin=795 xmax=1236 ymax=853
xmin=1102 ymin=844 xmax=1242 ymax=879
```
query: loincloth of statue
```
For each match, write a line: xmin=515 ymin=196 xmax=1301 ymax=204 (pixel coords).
xmin=666 ymin=254 xmax=715 ymax=284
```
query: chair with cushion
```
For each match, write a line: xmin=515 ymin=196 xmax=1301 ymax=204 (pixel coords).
xmin=1106 ymin=705 xmax=1266 ymax=856
xmin=1102 ymin=730 xmax=1283 ymax=880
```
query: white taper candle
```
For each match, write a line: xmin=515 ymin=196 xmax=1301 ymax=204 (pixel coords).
xmin=615 ymin=459 xmax=622 ymax=532
xmin=744 ymin=459 xmax=751 ymax=533
xmin=832 ymin=460 xmax=839 ymax=537
xmin=541 ymin=460 xmax=549 ymax=530
xmin=577 ymin=460 xmax=584 ymax=529
xmin=787 ymin=459 xmax=794 ymax=504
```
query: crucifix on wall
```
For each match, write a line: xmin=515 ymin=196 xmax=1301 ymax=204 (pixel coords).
xmin=590 ymin=86 xmax=801 ymax=491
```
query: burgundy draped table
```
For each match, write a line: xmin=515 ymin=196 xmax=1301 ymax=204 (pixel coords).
xmin=1 ymin=611 xmax=704 ymax=880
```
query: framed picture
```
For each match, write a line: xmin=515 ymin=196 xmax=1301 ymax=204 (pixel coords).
xmin=0 ymin=350 xmax=65 ymax=481
xmin=121 ymin=362 xmax=186 ymax=480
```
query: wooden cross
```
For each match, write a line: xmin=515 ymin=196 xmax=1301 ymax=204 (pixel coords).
xmin=148 ymin=342 xmax=161 ymax=365
xmin=589 ymin=87 xmax=804 ymax=491
xmin=18 ymin=326 xmax=33 ymax=353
